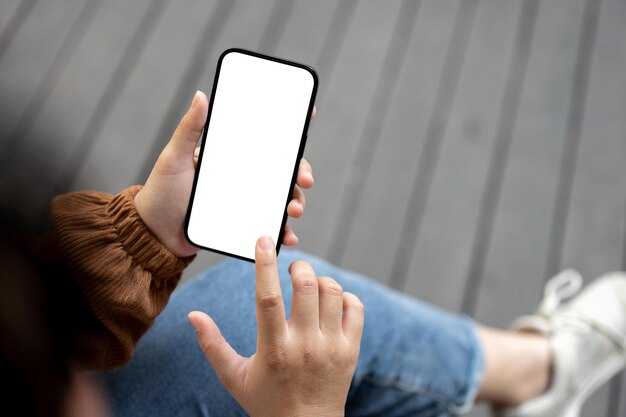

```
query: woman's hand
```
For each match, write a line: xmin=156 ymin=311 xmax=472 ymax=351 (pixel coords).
xmin=188 ymin=236 xmax=364 ymax=417
xmin=134 ymin=91 xmax=315 ymax=257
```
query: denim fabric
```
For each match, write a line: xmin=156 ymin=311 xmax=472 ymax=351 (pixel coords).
xmin=102 ymin=250 xmax=484 ymax=417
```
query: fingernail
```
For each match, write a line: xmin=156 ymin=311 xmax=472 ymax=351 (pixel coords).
xmin=191 ymin=90 xmax=201 ymax=109
xmin=258 ymin=236 xmax=274 ymax=252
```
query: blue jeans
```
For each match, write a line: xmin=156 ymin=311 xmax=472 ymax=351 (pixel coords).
xmin=102 ymin=250 xmax=484 ymax=416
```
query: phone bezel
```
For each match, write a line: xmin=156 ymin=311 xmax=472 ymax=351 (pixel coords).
xmin=184 ymin=48 xmax=318 ymax=263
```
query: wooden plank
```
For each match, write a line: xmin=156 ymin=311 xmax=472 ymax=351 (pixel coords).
xmin=0 ymin=0 xmax=22 ymax=31
xmin=0 ymin=0 xmax=89 ymax=150
xmin=1 ymin=0 xmax=153 ymax=226
xmin=402 ymin=0 xmax=520 ymax=311
xmin=558 ymin=0 xmax=626 ymax=414
xmin=338 ymin=0 xmax=457 ymax=284
xmin=0 ymin=0 xmax=35 ymax=60
xmin=307 ymin=0 xmax=358 ymax=105
xmin=389 ymin=0 xmax=480 ymax=292
xmin=0 ymin=0 xmax=100 ymax=172
xmin=68 ymin=0 xmax=227 ymax=193
xmin=256 ymin=0 xmax=295 ymax=55
xmin=290 ymin=1 xmax=405 ymax=258
xmin=273 ymin=0 xmax=339 ymax=69
xmin=461 ymin=0 xmax=539 ymax=315
xmin=325 ymin=0 xmax=421 ymax=266
xmin=473 ymin=0 xmax=585 ymax=327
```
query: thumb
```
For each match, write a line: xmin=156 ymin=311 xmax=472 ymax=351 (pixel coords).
xmin=188 ymin=311 xmax=246 ymax=390
xmin=170 ymin=91 xmax=208 ymax=156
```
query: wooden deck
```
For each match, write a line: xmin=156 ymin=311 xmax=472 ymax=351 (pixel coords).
xmin=1 ymin=0 xmax=626 ymax=415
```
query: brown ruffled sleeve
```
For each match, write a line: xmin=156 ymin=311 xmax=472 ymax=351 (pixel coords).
xmin=51 ymin=185 xmax=194 ymax=370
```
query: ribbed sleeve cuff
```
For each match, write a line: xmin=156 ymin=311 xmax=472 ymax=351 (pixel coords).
xmin=52 ymin=185 xmax=194 ymax=283
xmin=106 ymin=185 xmax=194 ymax=279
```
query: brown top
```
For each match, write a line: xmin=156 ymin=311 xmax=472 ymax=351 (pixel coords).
xmin=28 ymin=185 xmax=194 ymax=370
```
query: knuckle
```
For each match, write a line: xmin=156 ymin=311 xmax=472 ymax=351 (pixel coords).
xmin=327 ymin=346 xmax=342 ymax=365
xmin=291 ymin=335 xmax=322 ymax=367
xmin=265 ymin=347 xmax=289 ymax=371
xmin=257 ymin=292 xmax=283 ymax=310
xmin=300 ymin=344 xmax=319 ymax=366
xmin=318 ymin=277 xmax=343 ymax=296
xmin=293 ymin=273 xmax=318 ymax=294
xmin=178 ymin=114 xmax=202 ymax=135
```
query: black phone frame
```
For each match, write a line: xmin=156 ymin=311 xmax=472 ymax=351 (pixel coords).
xmin=184 ymin=48 xmax=319 ymax=263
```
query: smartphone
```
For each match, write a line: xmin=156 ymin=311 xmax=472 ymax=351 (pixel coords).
xmin=185 ymin=49 xmax=318 ymax=262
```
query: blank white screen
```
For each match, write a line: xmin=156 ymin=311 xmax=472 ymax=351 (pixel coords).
xmin=187 ymin=51 xmax=315 ymax=261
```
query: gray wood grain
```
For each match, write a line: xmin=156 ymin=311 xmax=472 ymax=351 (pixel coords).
xmin=473 ymin=0 xmax=585 ymax=328
xmin=135 ymin=0 xmax=284 ymax=185
xmin=69 ymin=0 xmax=223 ymax=193
xmin=0 ymin=0 xmax=22 ymax=32
xmin=404 ymin=0 xmax=520 ymax=311
xmin=0 ymin=0 xmax=35 ymax=61
xmin=291 ymin=1 xmax=405 ymax=258
xmin=461 ymin=0 xmax=540 ymax=315
xmin=0 ymin=0 xmax=88 ymax=150
xmin=275 ymin=0 xmax=341 ymax=70
xmin=339 ymin=0 xmax=457 ymax=285
xmin=324 ymin=0 xmax=421 ymax=266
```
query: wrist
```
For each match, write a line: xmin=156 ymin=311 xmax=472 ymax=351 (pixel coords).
xmin=133 ymin=189 xmax=197 ymax=258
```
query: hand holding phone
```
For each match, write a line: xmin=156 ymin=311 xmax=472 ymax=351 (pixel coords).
xmin=185 ymin=49 xmax=318 ymax=262
xmin=134 ymin=91 xmax=313 ymax=258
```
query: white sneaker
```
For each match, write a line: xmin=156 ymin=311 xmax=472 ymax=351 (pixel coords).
xmin=493 ymin=270 xmax=626 ymax=417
